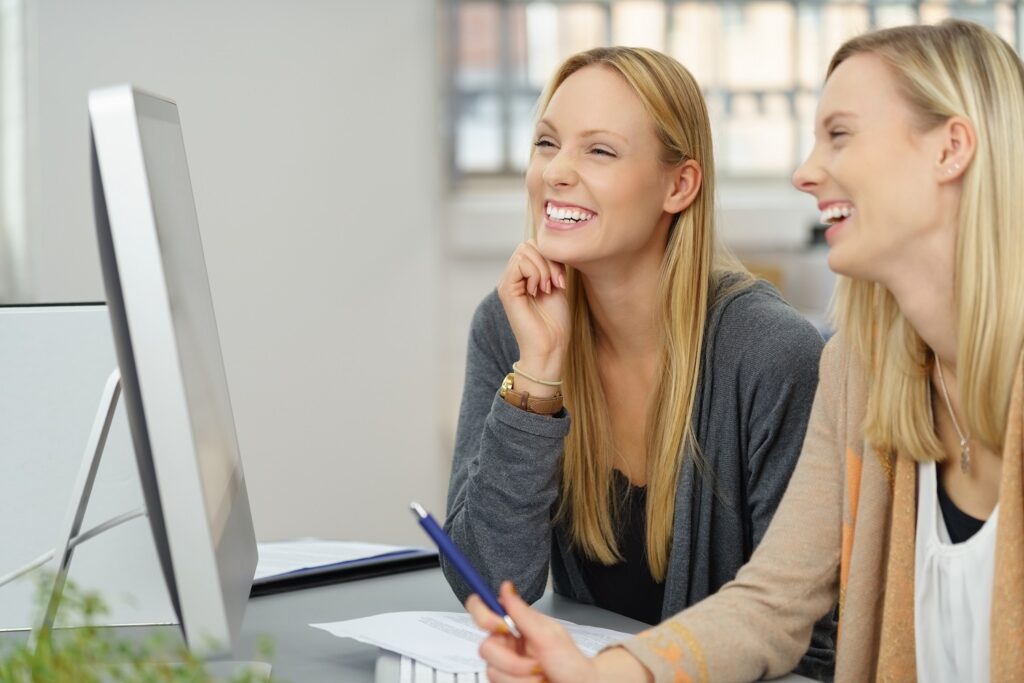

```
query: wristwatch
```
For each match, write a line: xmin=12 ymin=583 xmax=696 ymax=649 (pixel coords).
xmin=499 ymin=372 xmax=563 ymax=415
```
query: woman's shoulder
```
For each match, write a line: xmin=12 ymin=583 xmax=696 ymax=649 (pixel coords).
xmin=818 ymin=332 xmax=868 ymax=402
xmin=471 ymin=288 xmax=508 ymax=327
xmin=467 ymin=288 xmax=518 ymax=359
xmin=708 ymin=276 xmax=824 ymax=366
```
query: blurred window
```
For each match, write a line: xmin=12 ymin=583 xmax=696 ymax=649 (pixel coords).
xmin=448 ymin=0 xmax=1023 ymax=180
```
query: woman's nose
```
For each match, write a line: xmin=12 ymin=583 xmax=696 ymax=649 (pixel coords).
xmin=792 ymin=149 xmax=823 ymax=194
xmin=543 ymin=149 xmax=578 ymax=188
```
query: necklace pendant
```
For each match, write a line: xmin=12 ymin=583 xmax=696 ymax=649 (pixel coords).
xmin=960 ymin=439 xmax=971 ymax=474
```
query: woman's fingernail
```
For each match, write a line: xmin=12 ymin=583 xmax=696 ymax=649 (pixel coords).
xmin=494 ymin=623 xmax=510 ymax=635
xmin=558 ymin=273 xmax=566 ymax=289
xmin=532 ymin=664 xmax=544 ymax=675
xmin=509 ymin=583 xmax=519 ymax=597
xmin=544 ymin=280 xmax=551 ymax=294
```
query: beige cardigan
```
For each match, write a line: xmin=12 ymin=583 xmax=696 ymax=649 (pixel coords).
xmin=621 ymin=335 xmax=1024 ymax=682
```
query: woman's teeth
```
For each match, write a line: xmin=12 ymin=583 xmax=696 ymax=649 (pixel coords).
xmin=546 ymin=204 xmax=594 ymax=224
xmin=820 ymin=205 xmax=853 ymax=225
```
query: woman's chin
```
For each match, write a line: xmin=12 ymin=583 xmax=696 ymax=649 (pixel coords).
xmin=535 ymin=236 xmax=579 ymax=267
xmin=826 ymin=247 xmax=872 ymax=281
xmin=825 ymin=250 xmax=852 ymax=278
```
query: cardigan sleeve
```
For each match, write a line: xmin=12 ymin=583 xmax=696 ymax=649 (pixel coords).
xmin=618 ymin=337 xmax=846 ymax=683
xmin=441 ymin=291 xmax=570 ymax=605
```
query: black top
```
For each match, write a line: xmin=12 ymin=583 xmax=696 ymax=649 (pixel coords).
xmin=937 ymin=475 xmax=985 ymax=543
xmin=577 ymin=470 xmax=665 ymax=625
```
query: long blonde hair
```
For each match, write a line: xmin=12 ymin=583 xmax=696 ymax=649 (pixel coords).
xmin=829 ymin=20 xmax=1024 ymax=461
xmin=529 ymin=47 xmax=749 ymax=580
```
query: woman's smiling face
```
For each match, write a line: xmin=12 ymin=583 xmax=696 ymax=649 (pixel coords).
xmin=792 ymin=52 xmax=959 ymax=284
xmin=527 ymin=65 xmax=685 ymax=271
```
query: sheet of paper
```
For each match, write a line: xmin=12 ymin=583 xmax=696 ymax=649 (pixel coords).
xmin=255 ymin=540 xmax=414 ymax=580
xmin=311 ymin=611 xmax=629 ymax=674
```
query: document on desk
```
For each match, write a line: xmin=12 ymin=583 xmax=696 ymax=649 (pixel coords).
xmin=255 ymin=540 xmax=419 ymax=580
xmin=310 ymin=611 xmax=628 ymax=674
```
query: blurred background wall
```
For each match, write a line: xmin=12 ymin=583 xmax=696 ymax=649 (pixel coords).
xmin=1 ymin=0 xmax=1019 ymax=547
xmin=1 ymin=0 xmax=446 ymax=546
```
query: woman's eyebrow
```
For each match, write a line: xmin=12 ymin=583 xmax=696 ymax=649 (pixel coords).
xmin=579 ymin=129 xmax=629 ymax=144
xmin=536 ymin=118 xmax=557 ymax=134
xmin=821 ymin=111 xmax=857 ymax=129
xmin=535 ymin=119 xmax=628 ymax=144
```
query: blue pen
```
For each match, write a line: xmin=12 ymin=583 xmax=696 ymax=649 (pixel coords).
xmin=409 ymin=501 xmax=521 ymax=639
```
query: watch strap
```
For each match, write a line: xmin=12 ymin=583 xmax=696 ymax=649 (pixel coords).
xmin=499 ymin=372 xmax=563 ymax=415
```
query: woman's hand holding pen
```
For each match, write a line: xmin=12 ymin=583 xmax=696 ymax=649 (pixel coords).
xmin=497 ymin=240 xmax=570 ymax=396
xmin=466 ymin=581 xmax=595 ymax=683
xmin=465 ymin=582 xmax=653 ymax=683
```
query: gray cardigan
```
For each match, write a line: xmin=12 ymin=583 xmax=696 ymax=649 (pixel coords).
xmin=443 ymin=278 xmax=835 ymax=679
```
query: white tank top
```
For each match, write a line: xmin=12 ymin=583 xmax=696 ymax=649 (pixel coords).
xmin=914 ymin=460 xmax=998 ymax=682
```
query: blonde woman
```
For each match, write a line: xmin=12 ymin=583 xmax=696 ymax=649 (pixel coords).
xmin=444 ymin=47 xmax=832 ymax=678
xmin=466 ymin=19 xmax=1024 ymax=683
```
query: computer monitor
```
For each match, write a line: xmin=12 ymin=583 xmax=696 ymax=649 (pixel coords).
xmin=87 ymin=85 xmax=257 ymax=657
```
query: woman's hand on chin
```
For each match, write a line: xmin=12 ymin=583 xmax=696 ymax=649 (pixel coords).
xmin=465 ymin=581 xmax=653 ymax=683
xmin=497 ymin=240 xmax=570 ymax=384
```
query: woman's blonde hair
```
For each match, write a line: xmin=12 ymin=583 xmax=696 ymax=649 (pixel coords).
xmin=829 ymin=20 xmax=1024 ymax=460
xmin=529 ymin=47 xmax=749 ymax=580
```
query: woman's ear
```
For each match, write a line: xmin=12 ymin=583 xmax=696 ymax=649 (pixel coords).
xmin=935 ymin=116 xmax=976 ymax=183
xmin=664 ymin=159 xmax=702 ymax=214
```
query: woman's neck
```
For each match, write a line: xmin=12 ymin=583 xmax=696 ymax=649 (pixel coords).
xmin=883 ymin=233 xmax=958 ymax=371
xmin=581 ymin=257 xmax=662 ymax=361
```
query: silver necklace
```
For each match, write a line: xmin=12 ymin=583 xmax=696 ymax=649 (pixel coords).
xmin=935 ymin=361 xmax=971 ymax=473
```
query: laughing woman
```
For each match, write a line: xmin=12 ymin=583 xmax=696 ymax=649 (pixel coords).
xmin=466 ymin=19 xmax=1024 ymax=683
xmin=443 ymin=47 xmax=832 ymax=678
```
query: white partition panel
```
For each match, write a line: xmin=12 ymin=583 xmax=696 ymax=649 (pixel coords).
xmin=0 ymin=305 xmax=174 ymax=628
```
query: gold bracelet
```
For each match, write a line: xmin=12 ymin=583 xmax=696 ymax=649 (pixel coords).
xmin=512 ymin=361 xmax=563 ymax=387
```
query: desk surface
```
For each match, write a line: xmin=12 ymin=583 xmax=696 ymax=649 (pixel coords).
xmin=0 ymin=565 xmax=814 ymax=681
xmin=241 ymin=566 xmax=813 ymax=683
xmin=242 ymin=566 xmax=649 ymax=682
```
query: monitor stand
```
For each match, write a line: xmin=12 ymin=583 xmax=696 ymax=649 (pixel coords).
xmin=34 ymin=369 xmax=125 ymax=646
xmin=30 ymin=368 xmax=270 ymax=679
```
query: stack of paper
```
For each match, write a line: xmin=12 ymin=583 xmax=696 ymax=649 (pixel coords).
xmin=399 ymin=656 xmax=484 ymax=682
xmin=310 ymin=611 xmax=629 ymax=674
xmin=255 ymin=540 xmax=427 ymax=582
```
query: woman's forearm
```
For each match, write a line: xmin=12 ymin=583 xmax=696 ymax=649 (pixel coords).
xmin=594 ymin=648 xmax=655 ymax=683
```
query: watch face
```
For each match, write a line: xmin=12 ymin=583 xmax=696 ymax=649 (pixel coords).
xmin=500 ymin=373 xmax=514 ymax=397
